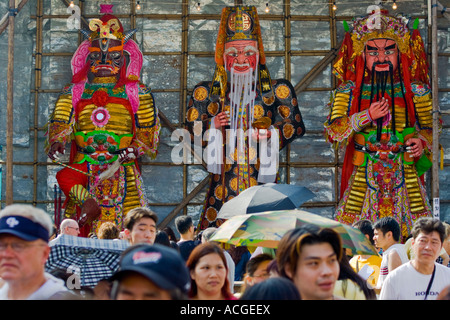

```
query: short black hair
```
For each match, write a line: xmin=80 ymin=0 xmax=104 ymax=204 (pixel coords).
xmin=245 ymin=253 xmax=273 ymax=276
xmin=124 ymin=207 xmax=158 ymax=231
xmin=373 ymin=217 xmax=401 ymax=242
xmin=353 ymin=220 xmax=375 ymax=245
xmin=175 ymin=215 xmax=193 ymax=235
xmin=411 ymin=217 xmax=446 ymax=244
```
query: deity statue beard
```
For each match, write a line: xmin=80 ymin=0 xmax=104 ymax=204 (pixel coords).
xmin=223 ymin=64 xmax=258 ymax=166
xmin=369 ymin=60 xmax=397 ymax=140
xmin=369 ymin=61 xmax=395 ymax=103
xmin=228 ymin=64 xmax=259 ymax=130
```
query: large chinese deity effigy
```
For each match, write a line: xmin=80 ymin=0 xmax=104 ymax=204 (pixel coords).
xmin=324 ymin=8 xmax=437 ymax=240
xmin=186 ymin=5 xmax=306 ymax=230
xmin=46 ymin=5 xmax=160 ymax=236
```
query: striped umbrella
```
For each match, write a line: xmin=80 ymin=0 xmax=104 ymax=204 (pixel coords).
xmin=210 ymin=209 xmax=379 ymax=256
xmin=45 ymin=235 xmax=130 ymax=288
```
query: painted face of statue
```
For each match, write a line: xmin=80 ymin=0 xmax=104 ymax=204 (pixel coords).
xmin=223 ymin=40 xmax=259 ymax=74
xmin=364 ymin=38 xmax=398 ymax=73
xmin=88 ymin=38 xmax=124 ymax=78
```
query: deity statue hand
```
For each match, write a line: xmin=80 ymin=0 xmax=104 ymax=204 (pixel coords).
xmin=48 ymin=142 xmax=65 ymax=160
xmin=118 ymin=147 xmax=139 ymax=164
xmin=251 ymin=128 xmax=272 ymax=142
xmin=405 ymin=138 xmax=424 ymax=158
xmin=368 ymin=98 xmax=389 ymax=121
xmin=213 ymin=111 xmax=230 ymax=128
xmin=78 ymin=198 xmax=101 ymax=227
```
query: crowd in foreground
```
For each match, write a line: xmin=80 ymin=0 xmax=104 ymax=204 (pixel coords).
xmin=0 ymin=204 xmax=449 ymax=300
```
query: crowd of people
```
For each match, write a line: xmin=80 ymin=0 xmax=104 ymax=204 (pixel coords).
xmin=0 ymin=203 xmax=449 ymax=301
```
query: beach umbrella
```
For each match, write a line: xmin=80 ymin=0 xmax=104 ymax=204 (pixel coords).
xmin=218 ymin=183 xmax=315 ymax=219
xmin=210 ymin=209 xmax=378 ymax=256
xmin=45 ymin=235 xmax=130 ymax=288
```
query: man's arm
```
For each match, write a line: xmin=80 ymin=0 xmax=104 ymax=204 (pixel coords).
xmin=388 ymin=250 xmax=403 ymax=272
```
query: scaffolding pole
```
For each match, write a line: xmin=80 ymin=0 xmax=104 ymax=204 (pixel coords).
xmin=430 ymin=0 xmax=440 ymax=219
xmin=6 ymin=0 xmax=16 ymax=205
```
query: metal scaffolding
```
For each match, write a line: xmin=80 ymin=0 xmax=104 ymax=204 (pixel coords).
xmin=1 ymin=0 xmax=449 ymax=227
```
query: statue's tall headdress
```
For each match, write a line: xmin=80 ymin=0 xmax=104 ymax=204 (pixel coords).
xmin=210 ymin=6 xmax=273 ymax=101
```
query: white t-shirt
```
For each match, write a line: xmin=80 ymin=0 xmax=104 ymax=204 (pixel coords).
xmin=0 ymin=273 xmax=69 ymax=300
xmin=380 ymin=261 xmax=450 ymax=300
xmin=376 ymin=243 xmax=409 ymax=289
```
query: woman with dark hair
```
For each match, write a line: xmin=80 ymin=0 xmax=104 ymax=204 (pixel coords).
xmin=334 ymin=254 xmax=377 ymax=300
xmin=186 ymin=242 xmax=236 ymax=300
xmin=228 ymin=245 xmax=251 ymax=281
xmin=163 ymin=226 xmax=178 ymax=243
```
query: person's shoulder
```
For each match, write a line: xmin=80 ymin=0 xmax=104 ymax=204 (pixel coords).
xmin=435 ymin=262 xmax=450 ymax=275
xmin=389 ymin=261 xmax=412 ymax=276
xmin=388 ymin=243 xmax=406 ymax=254
xmin=349 ymin=255 xmax=359 ymax=265
xmin=178 ymin=240 xmax=196 ymax=248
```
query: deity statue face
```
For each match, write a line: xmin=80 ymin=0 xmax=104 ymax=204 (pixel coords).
xmin=223 ymin=40 xmax=259 ymax=74
xmin=88 ymin=38 xmax=124 ymax=78
xmin=363 ymin=38 xmax=398 ymax=73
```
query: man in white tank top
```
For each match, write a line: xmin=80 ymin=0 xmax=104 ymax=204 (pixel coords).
xmin=373 ymin=217 xmax=409 ymax=293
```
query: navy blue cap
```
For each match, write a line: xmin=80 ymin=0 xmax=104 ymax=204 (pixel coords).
xmin=111 ymin=244 xmax=191 ymax=293
xmin=0 ymin=215 xmax=49 ymax=242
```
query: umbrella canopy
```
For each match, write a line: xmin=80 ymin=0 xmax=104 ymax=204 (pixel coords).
xmin=45 ymin=235 xmax=130 ymax=288
xmin=210 ymin=209 xmax=379 ymax=256
xmin=218 ymin=183 xmax=315 ymax=219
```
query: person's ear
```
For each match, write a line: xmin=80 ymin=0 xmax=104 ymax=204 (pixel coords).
xmin=244 ymin=274 xmax=254 ymax=286
xmin=386 ymin=231 xmax=393 ymax=240
xmin=42 ymin=244 xmax=51 ymax=264
xmin=284 ymin=265 xmax=294 ymax=280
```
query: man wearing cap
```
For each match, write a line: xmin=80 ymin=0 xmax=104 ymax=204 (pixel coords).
xmin=110 ymin=243 xmax=190 ymax=300
xmin=0 ymin=204 xmax=71 ymax=300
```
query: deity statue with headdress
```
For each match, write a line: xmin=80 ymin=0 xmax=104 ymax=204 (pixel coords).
xmin=45 ymin=5 xmax=160 ymax=236
xmin=186 ymin=5 xmax=306 ymax=230
xmin=324 ymin=8 xmax=436 ymax=240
